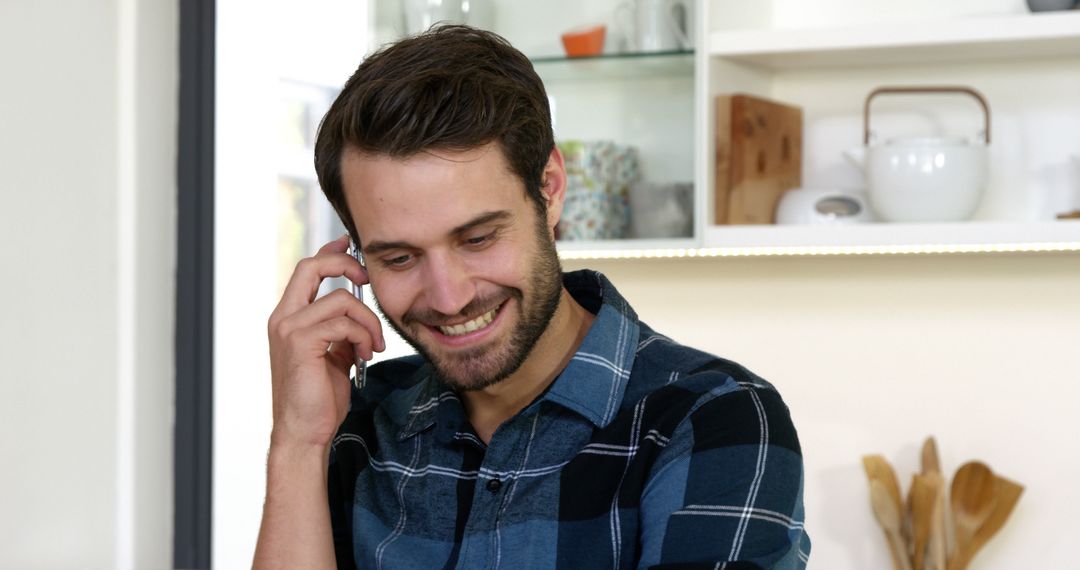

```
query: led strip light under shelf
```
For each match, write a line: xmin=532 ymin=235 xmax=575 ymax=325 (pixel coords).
xmin=558 ymin=241 xmax=1080 ymax=260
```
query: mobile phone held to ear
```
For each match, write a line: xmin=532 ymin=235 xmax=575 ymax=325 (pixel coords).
xmin=349 ymin=239 xmax=367 ymax=390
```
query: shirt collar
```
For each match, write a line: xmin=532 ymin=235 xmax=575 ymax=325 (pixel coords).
xmin=396 ymin=372 xmax=453 ymax=441
xmin=395 ymin=269 xmax=640 ymax=439
xmin=542 ymin=270 xmax=639 ymax=429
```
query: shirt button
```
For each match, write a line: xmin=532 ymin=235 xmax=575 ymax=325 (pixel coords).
xmin=486 ymin=478 xmax=502 ymax=493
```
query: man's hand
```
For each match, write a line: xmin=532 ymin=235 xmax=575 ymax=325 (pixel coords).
xmin=267 ymin=234 xmax=385 ymax=449
xmin=255 ymin=234 xmax=385 ymax=569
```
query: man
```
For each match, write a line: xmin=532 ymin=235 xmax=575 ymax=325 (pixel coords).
xmin=255 ymin=25 xmax=809 ymax=569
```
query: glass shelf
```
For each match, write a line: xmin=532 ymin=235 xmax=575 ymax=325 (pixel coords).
xmin=530 ymin=49 xmax=694 ymax=81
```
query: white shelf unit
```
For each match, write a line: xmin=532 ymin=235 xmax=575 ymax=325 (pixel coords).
xmin=663 ymin=4 xmax=1080 ymax=261
xmin=375 ymin=1 xmax=1080 ymax=260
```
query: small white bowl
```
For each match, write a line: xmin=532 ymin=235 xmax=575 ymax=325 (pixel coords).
xmin=775 ymin=188 xmax=877 ymax=225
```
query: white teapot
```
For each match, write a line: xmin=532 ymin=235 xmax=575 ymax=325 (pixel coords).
xmin=844 ymin=86 xmax=991 ymax=223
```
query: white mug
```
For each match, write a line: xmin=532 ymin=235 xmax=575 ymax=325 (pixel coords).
xmin=617 ymin=0 xmax=693 ymax=52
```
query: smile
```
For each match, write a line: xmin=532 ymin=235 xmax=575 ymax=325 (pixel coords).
xmin=436 ymin=303 xmax=502 ymax=337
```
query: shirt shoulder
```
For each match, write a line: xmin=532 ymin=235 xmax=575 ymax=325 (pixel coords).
xmin=634 ymin=323 xmax=770 ymax=385
xmin=623 ymin=322 xmax=801 ymax=457
xmin=624 ymin=326 xmax=809 ymax=567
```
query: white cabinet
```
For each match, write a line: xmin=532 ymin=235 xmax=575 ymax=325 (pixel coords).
xmin=690 ymin=3 xmax=1080 ymax=258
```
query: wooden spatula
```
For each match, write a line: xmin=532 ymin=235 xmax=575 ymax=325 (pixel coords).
xmin=865 ymin=455 xmax=910 ymax=570
xmin=924 ymin=472 xmax=948 ymax=570
xmin=872 ymin=479 xmax=914 ymax=570
xmin=863 ymin=455 xmax=905 ymax=520
xmin=919 ymin=437 xmax=948 ymax=569
xmin=909 ymin=474 xmax=936 ymax=570
xmin=921 ymin=437 xmax=942 ymax=475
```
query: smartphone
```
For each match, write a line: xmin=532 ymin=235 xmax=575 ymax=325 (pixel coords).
xmin=348 ymin=239 xmax=367 ymax=390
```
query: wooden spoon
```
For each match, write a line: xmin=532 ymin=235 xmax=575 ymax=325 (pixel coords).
xmin=948 ymin=462 xmax=997 ymax=570
xmin=909 ymin=474 xmax=936 ymax=570
xmin=949 ymin=475 xmax=1024 ymax=570
xmin=871 ymin=479 xmax=914 ymax=570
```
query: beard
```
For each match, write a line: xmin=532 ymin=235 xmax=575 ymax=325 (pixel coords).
xmin=375 ymin=214 xmax=564 ymax=391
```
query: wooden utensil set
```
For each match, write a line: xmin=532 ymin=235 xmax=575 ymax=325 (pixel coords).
xmin=863 ymin=437 xmax=1023 ymax=570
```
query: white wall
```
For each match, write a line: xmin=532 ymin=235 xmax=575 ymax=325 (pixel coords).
xmin=0 ymin=1 xmax=177 ymax=568
xmin=770 ymin=0 xmax=1024 ymax=28
xmin=566 ymin=252 xmax=1080 ymax=569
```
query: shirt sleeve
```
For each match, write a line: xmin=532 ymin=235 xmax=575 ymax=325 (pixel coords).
xmin=636 ymin=379 xmax=810 ymax=569
xmin=327 ymin=443 xmax=359 ymax=570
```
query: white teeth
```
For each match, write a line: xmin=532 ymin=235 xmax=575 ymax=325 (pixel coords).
xmin=438 ymin=306 xmax=499 ymax=336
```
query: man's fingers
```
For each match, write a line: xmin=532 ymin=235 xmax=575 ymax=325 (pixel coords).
xmin=327 ymin=340 xmax=354 ymax=364
xmin=293 ymin=316 xmax=378 ymax=361
xmin=326 ymin=341 xmax=356 ymax=377
xmin=276 ymin=288 xmax=386 ymax=352
xmin=275 ymin=248 xmax=369 ymax=315
xmin=317 ymin=233 xmax=351 ymax=255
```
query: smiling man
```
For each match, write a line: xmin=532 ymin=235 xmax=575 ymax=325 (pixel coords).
xmin=254 ymin=25 xmax=809 ymax=569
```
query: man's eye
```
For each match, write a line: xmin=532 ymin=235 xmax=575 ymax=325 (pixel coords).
xmin=465 ymin=231 xmax=497 ymax=247
xmin=382 ymin=254 xmax=413 ymax=268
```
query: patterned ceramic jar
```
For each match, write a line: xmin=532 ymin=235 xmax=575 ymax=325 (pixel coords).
xmin=557 ymin=140 xmax=640 ymax=240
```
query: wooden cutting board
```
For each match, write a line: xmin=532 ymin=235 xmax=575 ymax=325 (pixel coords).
xmin=715 ymin=94 xmax=803 ymax=224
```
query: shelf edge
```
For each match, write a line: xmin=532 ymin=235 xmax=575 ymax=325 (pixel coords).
xmin=708 ymin=11 xmax=1080 ymax=62
xmin=559 ymin=222 xmax=1080 ymax=259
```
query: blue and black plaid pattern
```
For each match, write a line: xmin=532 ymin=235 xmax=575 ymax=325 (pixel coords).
xmin=328 ymin=270 xmax=810 ymax=569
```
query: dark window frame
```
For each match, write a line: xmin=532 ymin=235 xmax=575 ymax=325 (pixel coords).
xmin=175 ymin=0 xmax=215 ymax=567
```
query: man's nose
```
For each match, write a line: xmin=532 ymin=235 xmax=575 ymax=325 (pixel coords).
xmin=421 ymin=252 xmax=475 ymax=317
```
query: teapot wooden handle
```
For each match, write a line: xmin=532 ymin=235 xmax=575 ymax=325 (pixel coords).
xmin=863 ymin=86 xmax=991 ymax=145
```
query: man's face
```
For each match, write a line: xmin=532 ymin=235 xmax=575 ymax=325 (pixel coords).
xmin=341 ymin=144 xmax=564 ymax=391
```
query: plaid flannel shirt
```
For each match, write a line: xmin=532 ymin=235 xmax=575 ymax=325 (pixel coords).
xmin=328 ymin=270 xmax=810 ymax=569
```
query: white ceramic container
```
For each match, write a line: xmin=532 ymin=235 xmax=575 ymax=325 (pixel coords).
xmin=615 ymin=0 xmax=693 ymax=52
xmin=775 ymin=188 xmax=877 ymax=225
xmin=845 ymin=137 xmax=987 ymax=222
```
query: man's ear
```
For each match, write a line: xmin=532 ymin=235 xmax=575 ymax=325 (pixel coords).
xmin=539 ymin=146 xmax=567 ymax=233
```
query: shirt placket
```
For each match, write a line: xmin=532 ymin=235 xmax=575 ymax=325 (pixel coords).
xmin=456 ymin=412 xmax=532 ymax=570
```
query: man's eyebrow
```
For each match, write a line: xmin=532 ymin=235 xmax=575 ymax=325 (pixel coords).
xmin=450 ymin=210 xmax=512 ymax=235
xmin=361 ymin=239 xmax=414 ymax=257
xmin=361 ymin=210 xmax=513 ymax=256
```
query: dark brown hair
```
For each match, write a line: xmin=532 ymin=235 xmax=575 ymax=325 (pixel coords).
xmin=314 ymin=25 xmax=554 ymax=243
